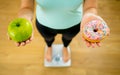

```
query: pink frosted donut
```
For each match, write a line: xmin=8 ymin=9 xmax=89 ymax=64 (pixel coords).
xmin=82 ymin=19 xmax=109 ymax=42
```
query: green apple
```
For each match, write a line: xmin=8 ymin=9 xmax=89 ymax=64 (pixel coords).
xmin=8 ymin=18 xmax=33 ymax=42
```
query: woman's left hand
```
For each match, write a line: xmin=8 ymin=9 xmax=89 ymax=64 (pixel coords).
xmin=81 ymin=13 xmax=110 ymax=48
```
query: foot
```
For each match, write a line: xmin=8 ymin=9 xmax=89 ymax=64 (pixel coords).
xmin=62 ymin=47 xmax=70 ymax=62
xmin=45 ymin=47 xmax=52 ymax=62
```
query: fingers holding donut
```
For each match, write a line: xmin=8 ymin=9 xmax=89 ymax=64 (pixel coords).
xmin=81 ymin=13 xmax=110 ymax=48
xmin=82 ymin=36 xmax=101 ymax=48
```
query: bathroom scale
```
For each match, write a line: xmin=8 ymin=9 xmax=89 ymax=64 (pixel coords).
xmin=44 ymin=44 xmax=71 ymax=67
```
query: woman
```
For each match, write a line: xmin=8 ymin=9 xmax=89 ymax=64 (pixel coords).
xmin=9 ymin=0 xmax=110 ymax=62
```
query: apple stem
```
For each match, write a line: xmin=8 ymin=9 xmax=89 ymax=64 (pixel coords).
xmin=16 ymin=23 xmax=20 ymax=27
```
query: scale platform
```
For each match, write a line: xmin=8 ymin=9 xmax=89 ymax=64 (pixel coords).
xmin=44 ymin=44 xmax=71 ymax=67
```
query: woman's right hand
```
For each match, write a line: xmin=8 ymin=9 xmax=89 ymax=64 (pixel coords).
xmin=8 ymin=0 xmax=34 ymax=46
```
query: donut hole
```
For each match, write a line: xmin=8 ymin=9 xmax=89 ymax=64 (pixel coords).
xmin=93 ymin=29 xmax=98 ymax=32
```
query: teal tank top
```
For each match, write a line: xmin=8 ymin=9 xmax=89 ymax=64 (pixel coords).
xmin=36 ymin=0 xmax=83 ymax=29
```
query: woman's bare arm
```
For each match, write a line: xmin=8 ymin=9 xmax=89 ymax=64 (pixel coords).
xmin=83 ymin=0 xmax=97 ymax=15
xmin=18 ymin=0 xmax=34 ymax=21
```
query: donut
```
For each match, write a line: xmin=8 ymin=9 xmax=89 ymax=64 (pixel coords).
xmin=82 ymin=19 xmax=109 ymax=43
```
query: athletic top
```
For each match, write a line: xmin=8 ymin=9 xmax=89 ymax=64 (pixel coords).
xmin=36 ymin=0 xmax=83 ymax=29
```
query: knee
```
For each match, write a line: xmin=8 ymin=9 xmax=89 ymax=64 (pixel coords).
xmin=62 ymin=35 xmax=73 ymax=41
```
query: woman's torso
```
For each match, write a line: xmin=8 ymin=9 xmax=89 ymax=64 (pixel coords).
xmin=36 ymin=0 xmax=83 ymax=29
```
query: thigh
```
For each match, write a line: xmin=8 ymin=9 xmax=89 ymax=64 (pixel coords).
xmin=62 ymin=23 xmax=80 ymax=40
xmin=36 ymin=19 xmax=57 ymax=40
